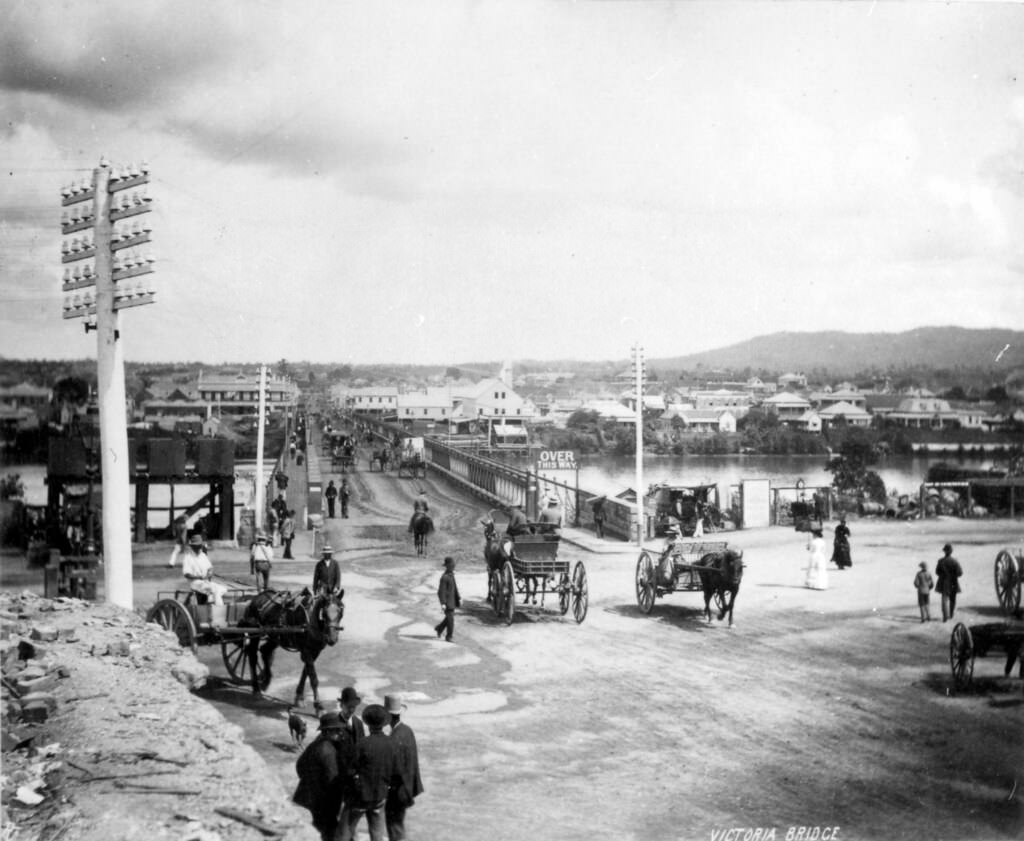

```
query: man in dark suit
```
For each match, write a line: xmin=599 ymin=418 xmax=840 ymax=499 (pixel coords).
xmin=338 ymin=704 xmax=396 ymax=841
xmin=434 ymin=556 xmax=461 ymax=642
xmin=384 ymin=694 xmax=424 ymax=841
xmin=312 ymin=545 xmax=341 ymax=596
xmin=292 ymin=712 xmax=345 ymax=841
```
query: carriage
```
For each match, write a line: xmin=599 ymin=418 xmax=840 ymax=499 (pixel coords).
xmin=146 ymin=584 xmax=343 ymax=711
xmin=646 ymin=483 xmax=726 ymax=538
xmin=328 ymin=433 xmax=356 ymax=473
xmin=994 ymin=546 xmax=1024 ymax=616
xmin=368 ymin=448 xmax=391 ymax=472
xmin=634 ymin=539 xmax=742 ymax=624
xmin=396 ymin=437 xmax=426 ymax=479
xmin=483 ymin=519 xmax=588 ymax=624
xmin=948 ymin=621 xmax=1024 ymax=690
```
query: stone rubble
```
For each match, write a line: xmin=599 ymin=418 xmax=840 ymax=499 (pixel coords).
xmin=0 ymin=591 xmax=319 ymax=841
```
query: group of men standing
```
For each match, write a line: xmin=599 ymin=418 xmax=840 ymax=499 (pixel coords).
xmin=294 ymin=688 xmax=424 ymax=841
xmin=324 ymin=478 xmax=351 ymax=519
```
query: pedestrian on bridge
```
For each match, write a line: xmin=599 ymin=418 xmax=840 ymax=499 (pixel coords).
xmin=434 ymin=556 xmax=461 ymax=642
xmin=325 ymin=480 xmax=338 ymax=519
xmin=341 ymin=478 xmax=351 ymax=518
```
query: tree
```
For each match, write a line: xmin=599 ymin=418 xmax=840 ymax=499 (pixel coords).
xmin=825 ymin=429 xmax=886 ymax=502
xmin=566 ymin=410 xmax=601 ymax=429
xmin=52 ymin=376 xmax=90 ymax=406
xmin=445 ymin=367 xmax=462 ymax=380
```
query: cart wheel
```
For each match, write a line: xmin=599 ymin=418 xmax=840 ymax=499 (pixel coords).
xmin=949 ymin=622 xmax=974 ymax=690
xmin=571 ymin=562 xmax=589 ymax=624
xmin=994 ymin=550 xmax=1021 ymax=616
xmin=221 ymin=635 xmax=272 ymax=691
xmin=557 ymin=572 xmax=571 ymax=615
xmin=147 ymin=599 xmax=198 ymax=654
xmin=501 ymin=562 xmax=515 ymax=625
xmin=635 ymin=551 xmax=656 ymax=615
xmin=488 ymin=569 xmax=501 ymax=616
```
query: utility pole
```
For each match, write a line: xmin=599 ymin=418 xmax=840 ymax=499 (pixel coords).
xmin=61 ymin=159 xmax=155 ymax=609
xmin=633 ymin=343 xmax=645 ymax=546
xmin=255 ymin=364 xmax=268 ymax=533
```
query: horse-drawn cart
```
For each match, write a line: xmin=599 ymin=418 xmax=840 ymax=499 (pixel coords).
xmin=146 ymin=585 xmax=344 ymax=708
xmin=486 ymin=530 xmax=588 ymax=625
xmin=634 ymin=539 xmax=743 ymax=625
xmin=949 ymin=621 xmax=1024 ymax=690
xmin=994 ymin=547 xmax=1024 ymax=616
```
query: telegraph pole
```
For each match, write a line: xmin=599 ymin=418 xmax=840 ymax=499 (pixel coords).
xmin=61 ymin=159 xmax=154 ymax=609
xmin=633 ymin=343 xmax=645 ymax=546
xmin=254 ymin=364 xmax=268 ymax=532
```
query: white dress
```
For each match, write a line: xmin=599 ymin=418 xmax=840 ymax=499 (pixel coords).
xmin=805 ymin=536 xmax=828 ymax=590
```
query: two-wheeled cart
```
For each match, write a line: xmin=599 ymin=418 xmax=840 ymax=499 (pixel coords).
xmin=949 ymin=621 xmax=1024 ymax=690
xmin=146 ymin=587 xmax=311 ymax=691
xmin=635 ymin=540 xmax=730 ymax=614
xmin=489 ymin=533 xmax=588 ymax=625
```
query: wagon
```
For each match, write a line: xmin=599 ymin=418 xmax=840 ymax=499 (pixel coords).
xmin=489 ymin=532 xmax=588 ymax=625
xmin=994 ymin=547 xmax=1024 ymax=616
xmin=146 ymin=586 xmax=311 ymax=691
xmin=635 ymin=540 xmax=730 ymax=614
xmin=949 ymin=621 xmax=1024 ymax=690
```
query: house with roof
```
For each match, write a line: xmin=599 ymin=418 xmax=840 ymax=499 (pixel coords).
xmin=672 ymin=408 xmax=737 ymax=433
xmin=886 ymin=397 xmax=961 ymax=429
xmin=580 ymin=399 xmax=637 ymax=424
xmin=818 ymin=401 xmax=872 ymax=428
xmin=0 ymin=383 xmax=52 ymax=411
xmin=396 ymin=387 xmax=455 ymax=424
xmin=691 ymin=389 xmax=751 ymax=417
xmin=762 ymin=391 xmax=812 ymax=424
xmin=197 ymin=370 xmax=299 ymax=415
xmin=341 ymin=385 xmax=400 ymax=417
xmin=453 ymin=377 xmax=537 ymax=431
xmin=778 ymin=372 xmax=808 ymax=391
xmin=796 ymin=409 xmax=823 ymax=433
xmin=809 ymin=388 xmax=866 ymax=412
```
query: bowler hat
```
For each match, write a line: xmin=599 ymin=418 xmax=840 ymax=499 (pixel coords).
xmin=188 ymin=534 xmax=204 ymax=547
xmin=942 ymin=543 xmax=953 ymax=554
xmin=384 ymin=694 xmax=406 ymax=714
xmin=362 ymin=704 xmax=388 ymax=730
xmin=338 ymin=686 xmax=361 ymax=705
xmin=443 ymin=556 xmax=455 ymax=568
xmin=318 ymin=712 xmax=344 ymax=731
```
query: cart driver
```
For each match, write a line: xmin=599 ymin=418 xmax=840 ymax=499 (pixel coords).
xmin=506 ymin=503 xmax=531 ymax=538
xmin=313 ymin=544 xmax=342 ymax=597
xmin=662 ymin=524 xmax=684 ymax=559
xmin=182 ymin=535 xmax=228 ymax=605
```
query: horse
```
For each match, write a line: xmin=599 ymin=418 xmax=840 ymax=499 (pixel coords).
xmin=694 ymin=549 xmax=744 ymax=627
xmin=410 ymin=512 xmax=434 ymax=555
xmin=481 ymin=515 xmax=514 ymax=603
xmin=239 ymin=588 xmax=345 ymax=712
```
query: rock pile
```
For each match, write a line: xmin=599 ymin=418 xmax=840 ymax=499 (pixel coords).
xmin=0 ymin=591 xmax=318 ymax=841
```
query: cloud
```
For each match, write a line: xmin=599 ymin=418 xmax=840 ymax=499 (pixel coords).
xmin=0 ymin=2 xmax=244 ymax=111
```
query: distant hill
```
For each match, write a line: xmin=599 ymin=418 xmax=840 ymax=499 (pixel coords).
xmin=650 ymin=327 xmax=1024 ymax=377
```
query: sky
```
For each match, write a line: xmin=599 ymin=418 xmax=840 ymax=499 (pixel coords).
xmin=1 ymin=0 xmax=1023 ymax=367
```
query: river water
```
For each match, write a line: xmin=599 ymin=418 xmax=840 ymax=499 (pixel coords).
xmin=561 ymin=453 xmax=1000 ymax=500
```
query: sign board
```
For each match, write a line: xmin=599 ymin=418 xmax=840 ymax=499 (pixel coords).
xmin=740 ymin=479 xmax=771 ymax=529
xmin=536 ymin=450 xmax=577 ymax=471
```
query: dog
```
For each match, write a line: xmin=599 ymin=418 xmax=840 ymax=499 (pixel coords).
xmin=288 ymin=708 xmax=307 ymax=749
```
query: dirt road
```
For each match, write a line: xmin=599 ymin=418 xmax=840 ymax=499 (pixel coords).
xmin=140 ymin=455 xmax=1022 ymax=841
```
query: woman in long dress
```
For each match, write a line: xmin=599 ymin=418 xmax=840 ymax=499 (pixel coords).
xmin=805 ymin=528 xmax=828 ymax=590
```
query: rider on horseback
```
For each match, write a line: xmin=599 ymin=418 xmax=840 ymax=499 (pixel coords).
xmin=409 ymin=489 xmax=430 ymax=533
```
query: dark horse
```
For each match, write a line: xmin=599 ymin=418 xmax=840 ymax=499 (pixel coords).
xmin=694 ymin=549 xmax=744 ymax=628
xmin=410 ymin=512 xmax=434 ymax=555
xmin=481 ymin=515 xmax=513 ymax=603
xmin=239 ymin=588 xmax=344 ymax=711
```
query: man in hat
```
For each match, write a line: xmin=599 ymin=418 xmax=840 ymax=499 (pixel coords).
xmin=384 ymin=694 xmax=423 ymax=841
xmin=337 ymin=686 xmax=366 ymax=749
xmin=312 ymin=544 xmax=341 ymax=596
xmin=181 ymin=534 xmax=227 ymax=605
xmin=537 ymin=495 xmax=563 ymax=535
xmin=293 ymin=712 xmax=345 ymax=841
xmin=281 ymin=509 xmax=296 ymax=560
xmin=325 ymin=480 xmax=338 ymax=519
xmin=935 ymin=543 xmax=963 ymax=622
xmin=338 ymin=704 xmax=396 ymax=841
xmin=340 ymin=477 xmax=352 ymax=519
xmin=913 ymin=560 xmax=934 ymax=623
xmin=409 ymin=488 xmax=428 ymax=532
xmin=506 ymin=502 xmax=531 ymax=537
xmin=434 ymin=556 xmax=461 ymax=642
xmin=249 ymin=531 xmax=274 ymax=592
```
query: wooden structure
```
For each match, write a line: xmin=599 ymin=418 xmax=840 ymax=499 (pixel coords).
xmin=47 ymin=436 xmax=236 ymax=543
xmin=994 ymin=547 xmax=1024 ymax=616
